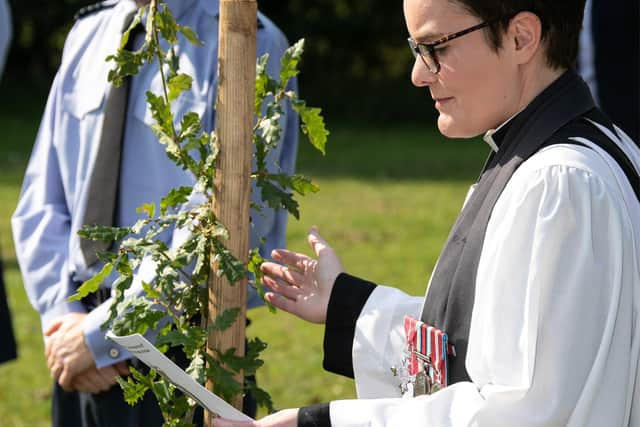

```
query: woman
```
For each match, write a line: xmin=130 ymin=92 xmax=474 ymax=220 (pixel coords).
xmin=217 ymin=0 xmax=640 ymax=425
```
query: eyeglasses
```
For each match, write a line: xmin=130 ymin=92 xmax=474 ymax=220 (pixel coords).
xmin=408 ymin=21 xmax=490 ymax=74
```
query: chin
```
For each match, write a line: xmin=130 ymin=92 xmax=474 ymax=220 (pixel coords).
xmin=437 ymin=115 xmax=484 ymax=139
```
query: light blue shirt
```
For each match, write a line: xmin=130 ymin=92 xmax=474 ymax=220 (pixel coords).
xmin=11 ymin=0 xmax=298 ymax=368
xmin=0 ymin=0 xmax=11 ymax=76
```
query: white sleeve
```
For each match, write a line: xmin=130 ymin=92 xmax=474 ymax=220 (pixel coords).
xmin=352 ymin=286 xmax=424 ymax=398
xmin=332 ymin=153 xmax=639 ymax=426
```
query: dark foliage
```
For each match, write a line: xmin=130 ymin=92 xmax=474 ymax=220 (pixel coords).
xmin=4 ymin=0 xmax=436 ymax=124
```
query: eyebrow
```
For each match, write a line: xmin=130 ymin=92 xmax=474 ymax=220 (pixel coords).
xmin=413 ymin=31 xmax=447 ymax=43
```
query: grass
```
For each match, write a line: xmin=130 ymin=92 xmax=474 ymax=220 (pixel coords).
xmin=0 ymin=80 xmax=490 ymax=424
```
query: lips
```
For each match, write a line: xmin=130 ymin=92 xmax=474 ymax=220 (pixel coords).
xmin=433 ymin=97 xmax=454 ymax=109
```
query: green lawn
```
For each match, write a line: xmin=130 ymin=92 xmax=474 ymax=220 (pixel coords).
xmin=0 ymin=81 xmax=489 ymax=424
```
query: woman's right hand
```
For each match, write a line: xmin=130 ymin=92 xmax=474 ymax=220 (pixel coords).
xmin=260 ymin=226 xmax=344 ymax=324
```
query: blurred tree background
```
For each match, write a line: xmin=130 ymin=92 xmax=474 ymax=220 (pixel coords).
xmin=3 ymin=0 xmax=438 ymax=124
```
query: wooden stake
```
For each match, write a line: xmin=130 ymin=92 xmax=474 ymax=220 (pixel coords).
xmin=206 ymin=0 xmax=257 ymax=422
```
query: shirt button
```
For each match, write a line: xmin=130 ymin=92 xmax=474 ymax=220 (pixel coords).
xmin=109 ymin=348 xmax=120 ymax=359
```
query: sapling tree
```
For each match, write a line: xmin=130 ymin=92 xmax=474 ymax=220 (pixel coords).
xmin=69 ymin=1 xmax=328 ymax=425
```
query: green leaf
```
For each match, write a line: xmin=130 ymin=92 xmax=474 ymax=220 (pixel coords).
xmin=179 ymin=25 xmax=203 ymax=46
xmin=150 ymin=378 xmax=173 ymax=407
xmin=160 ymin=186 xmax=192 ymax=215
xmin=179 ymin=112 xmax=202 ymax=139
xmin=248 ymin=249 xmax=276 ymax=313
xmin=268 ymin=174 xmax=320 ymax=196
xmin=68 ymin=262 xmax=113 ymax=302
xmin=167 ymin=73 xmax=193 ymax=102
xmin=290 ymin=174 xmax=320 ymax=195
xmin=106 ymin=49 xmax=145 ymax=86
xmin=136 ymin=202 xmax=156 ymax=218
xmin=115 ymin=255 xmax=133 ymax=276
xmin=204 ymin=353 xmax=243 ymax=401
xmin=279 ymin=39 xmax=305 ymax=88
xmin=78 ymin=224 xmax=132 ymax=243
xmin=257 ymin=179 xmax=300 ymax=219
xmin=292 ymin=100 xmax=328 ymax=155
xmin=156 ymin=6 xmax=178 ymax=43
xmin=110 ymin=297 xmax=165 ymax=336
xmin=186 ymin=352 xmax=206 ymax=384
xmin=207 ymin=308 xmax=241 ymax=333
xmin=146 ymin=91 xmax=174 ymax=137
xmin=141 ymin=281 xmax=161 ymax=300
xmin=119 ymin=7 xmax=145 ymax=49
xmin=248 ymin=383 xmax=274 ymax=413
xmin=256 ymin=113 xmax=282 ymax=147
xmin=156 ymin=327 xmax=206 ymax=354
xmin=193 ymin=233 xmax=208 ymax=276
xmin=117 ymin=375 xmax=149 ymax=406
xmin=212 ymin=240 xmax=247 ymax=283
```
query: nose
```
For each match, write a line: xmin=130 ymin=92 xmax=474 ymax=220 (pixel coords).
xmin=411 ymin=57 xmax=437 ymax=87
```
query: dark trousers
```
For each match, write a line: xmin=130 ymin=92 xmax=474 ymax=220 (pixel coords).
xmin=52 ymin=359 xmax=257 ymax=426
xmin=0 ymin=259 xmax=17 ymax=364
xmin=52 ymin=381 xmax=166 ymax=427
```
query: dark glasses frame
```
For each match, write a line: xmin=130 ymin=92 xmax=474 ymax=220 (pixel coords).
xmin=408 ymin=21 xmax=491 ymax=74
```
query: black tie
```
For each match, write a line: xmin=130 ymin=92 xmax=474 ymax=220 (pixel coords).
xmin=80 ymin=10 xmax=142 ymax=266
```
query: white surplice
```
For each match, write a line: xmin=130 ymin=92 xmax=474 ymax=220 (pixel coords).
xmin=331 ymin=123 xmax=640 ymax=426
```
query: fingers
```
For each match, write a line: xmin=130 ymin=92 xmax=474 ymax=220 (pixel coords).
xmin=264 ymin=292 xmax=302 ymax=316
xmin=58 ymin=367 xmax=75 ymax=391
xmin=44 ymin=319 xmax=64 ymax=337
xmin=262 ymin=276 xmax=301 ymax=301
xmin=70 ymin=368 xmax=114 ymax=394
xmin=269 ymin=250 xmax=310 ymax=272
xmin=97 ymin=366 xmax=122 ymax=388
xmin=261 ymin=262 xmax=306 ymax=287
xmin=50 ymin=363 xmax=63 ymax=381
xmin=113 ymin=361 xmax=130 ymax=377
xmin=72 ymin=375 xmax=100 ymax=394
xmin=307 ymin=226 xmax=330 ymax=257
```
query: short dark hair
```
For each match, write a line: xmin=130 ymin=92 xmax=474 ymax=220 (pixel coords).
xmin=452 ymin=0 xmax=586 ymax=69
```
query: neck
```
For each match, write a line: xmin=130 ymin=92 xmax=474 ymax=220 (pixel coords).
xmin=514 ymin=63 xmax=565 ymax=115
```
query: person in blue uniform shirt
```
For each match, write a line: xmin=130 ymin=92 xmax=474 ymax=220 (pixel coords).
xmin=0 ymin=0 xmax=17 ymax=366
xmin=11 ymin=0 xmax=298 ymax=425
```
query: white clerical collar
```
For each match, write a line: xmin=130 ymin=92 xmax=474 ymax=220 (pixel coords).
xmin=482 ymin=109 xmax=523 ymax=152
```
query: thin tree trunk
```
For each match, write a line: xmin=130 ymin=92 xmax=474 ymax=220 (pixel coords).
xmin=206 ymin=0 xmax=257 ymax=423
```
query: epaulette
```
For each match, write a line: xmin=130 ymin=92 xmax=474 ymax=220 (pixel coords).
xmin=74 ymin=0 xmax=119 ymax=21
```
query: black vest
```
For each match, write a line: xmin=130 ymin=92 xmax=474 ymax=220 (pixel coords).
xmin=421 ymin=70 xmax=639 ymax=384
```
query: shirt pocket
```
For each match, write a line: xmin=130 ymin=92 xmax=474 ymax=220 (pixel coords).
xmin=61 ymin=80 xmax=106 ymax=119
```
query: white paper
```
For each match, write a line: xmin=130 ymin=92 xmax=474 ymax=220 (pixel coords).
xmin=106 ymin=331 xmax=253 ymax=422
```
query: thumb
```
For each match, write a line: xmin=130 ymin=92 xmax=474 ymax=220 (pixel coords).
xmin=307 ymin=226 xmax=330 ymax=257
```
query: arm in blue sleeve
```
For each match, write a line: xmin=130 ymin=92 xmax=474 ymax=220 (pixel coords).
xmin=11 ymin=73 xmax=87 ymax=333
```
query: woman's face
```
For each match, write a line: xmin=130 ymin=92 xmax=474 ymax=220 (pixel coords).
xmin=404 ymin=0 xmax=522 ymax=138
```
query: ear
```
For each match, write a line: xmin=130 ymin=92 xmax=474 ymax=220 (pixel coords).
xmin=506 ymin=11 xmax=542 ymax=65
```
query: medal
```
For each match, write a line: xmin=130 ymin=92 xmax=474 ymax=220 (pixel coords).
xmin=398 ymin=315 xmax=455 ymax=397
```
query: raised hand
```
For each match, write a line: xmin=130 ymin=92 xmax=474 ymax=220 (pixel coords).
xmin=261 ymin=226 xmax=344 ymax=324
